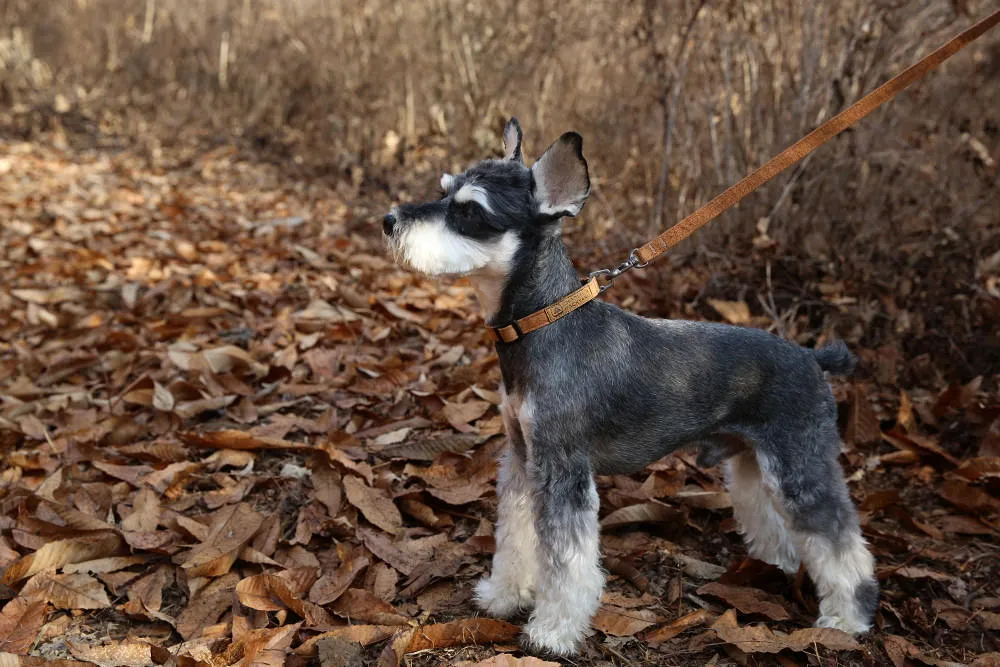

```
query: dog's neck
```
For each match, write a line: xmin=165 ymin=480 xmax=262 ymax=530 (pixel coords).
xmin=480 ymin=229 xmax=580 ymax=327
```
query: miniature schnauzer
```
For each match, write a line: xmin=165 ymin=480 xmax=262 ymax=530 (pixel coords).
xmin=383 ymin=119 xmax=878 ymax=656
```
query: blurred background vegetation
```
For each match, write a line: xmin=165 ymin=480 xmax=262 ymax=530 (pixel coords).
xmin=2 ymin=0 xmax=998 ymax=379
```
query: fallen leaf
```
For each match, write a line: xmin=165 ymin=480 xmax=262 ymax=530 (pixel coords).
xmin=592 ymin=605 xmax=659 ymax=636
xmin=600 ymin=502 xmax=686 ymax=528
xmin=888 ymin=566 xmax=954 ymax=582
xmin=405 ymin=618 xmax=519 ymax=652
xmin=442 ymin=400 xmax=491 ymax=430
xmin=181 ymin=430 xmax=314 ymax=453
xmin=2 ymin=533 xmax=124 ymax=584
xmin=62 ymin=556 xmax=147 ymax=575
xmin=121 ymin=487 xmax=160 ymax=532
xmin=376 ymin=434 xmax=485 ymax=461
xmin=151 ymin=381 xmax=174 ymax=412
xmin=21 ymin=572 xmax=111 ymax=610
xmin=312 ymin=459 xmax=342 ymax=517
xmin=176 ymin=572 xmax=239 ymax=640
xmin=939 ymin=479 xmax=1000 ymax=513
xmin=697 ymin=582 xmax=791 ymax=621
xmin=884 ymin=634 xmax=920 ymax=667
xmin=294 ymin=625 xmax=401 ymax=657
xmin=674 ymin=487 xmax=732 ymax=509
xmin=0 ymin=598 xmax=48 ymax=654
xmin=847 ymin=385 xmax=881 ymax=447
xmin=710 ymin=609 xmax=860 ymax=653
xmin=460 ymin=656 xmax=561 ymax=667
xmin=956 ymin=457 xmax=1000 ymax=482
xmin=708 ymin=299 xmax=750 ymax=324
xmin=663 ymin=548 xmax=725 ymax=580
xmin=642 ymin=609 xmax=713 ymax=643
xmin=883 ymin=428 xmax=960 ymax=466
xmin=67 ymin=639 xmax=166 ymax=667
xmin=309 ymin=552 xmax=370 ymax=605
xmin=235 ymin=574 xmax=334 ymax=629
xmin=12 ymin=287 xmax=86 ymax=304
xmin=121 ymin=565 xmax=171 ymax=619
xmin=342 ymin=476 xmax=402 ymax=535
xmin=932 ymin=599 xmax=970 ymax=629
xmin=227 ymin=622 xmax=300 ymax=665
xmin=330 ymin=588 xmax=410 ymax=625
xmin=425 ymin=482 xmax=493 ymax=505
xmin=175 ymin=503 xmax=263 ymax=576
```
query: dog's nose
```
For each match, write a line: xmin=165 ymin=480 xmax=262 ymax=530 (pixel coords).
xmin=383 ymin=213 xmax=396 ymax=235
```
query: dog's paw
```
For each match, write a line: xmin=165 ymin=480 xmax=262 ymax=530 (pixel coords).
xmin=520 ymin=627 xmax=580 ymax=658
xmin=474 ymin=577 xmax=534 ymax=618
xmin=520 ymin=614 xmax=586 ymax=657
xmin=815 ymin=614 xmax=870 ymax=635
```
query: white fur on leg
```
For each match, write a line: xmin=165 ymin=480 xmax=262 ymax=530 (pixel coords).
xmin=475 ymin=444 xmax=538 ymax=617
xmin=797 ymin=530 xmax=875 ymax=634
xmin=522 ymin=479 xmax=604 ymax=656
xmin=725 ymin=451 xmax=800 ymax=573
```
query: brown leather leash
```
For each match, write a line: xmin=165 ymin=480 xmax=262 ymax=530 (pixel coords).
xmin=487 ymin=7 xmax=1000 ymax=345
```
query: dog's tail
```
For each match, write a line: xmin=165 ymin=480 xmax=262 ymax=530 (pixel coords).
xmin=812 ymin=340 xmax=857 ymax=376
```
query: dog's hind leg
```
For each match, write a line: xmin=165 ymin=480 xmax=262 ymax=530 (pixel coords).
xmin=522 ymin=457 xmax=603 ymax=656
xmin=475 ymin=444 xmax=539 ymax=617
xmin=761 ymin=432 xmax=878 ymax=634
xmin=725 ymin=450 xmax=801 ymax=573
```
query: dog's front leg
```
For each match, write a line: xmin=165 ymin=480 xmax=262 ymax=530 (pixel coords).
xmin=475 ymin=446 xmax=539 ymax=616
xmin=522 ymin=458 xmax=604 ymax=656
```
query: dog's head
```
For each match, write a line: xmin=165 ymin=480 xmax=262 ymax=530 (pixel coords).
xmin=383 ymin=118 xmax=590 ymax=276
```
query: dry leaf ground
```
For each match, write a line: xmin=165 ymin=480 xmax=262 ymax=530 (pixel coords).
xmin=0 ymin=131 xmax=998 ymax=667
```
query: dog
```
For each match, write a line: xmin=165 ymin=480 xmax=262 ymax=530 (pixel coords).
xmin=383 ymin=118 xmax=878 ymax=656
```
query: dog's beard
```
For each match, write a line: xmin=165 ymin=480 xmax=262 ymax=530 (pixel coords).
xmin=389 ymin=218 xmax=493 ymax=276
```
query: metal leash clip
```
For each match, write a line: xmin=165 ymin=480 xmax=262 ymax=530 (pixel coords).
xmin=587 ymin=249 xmax=647 ymax=294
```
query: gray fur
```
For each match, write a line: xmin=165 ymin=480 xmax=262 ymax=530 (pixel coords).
xmin=384 ymin=118 xmax=877 ymax=655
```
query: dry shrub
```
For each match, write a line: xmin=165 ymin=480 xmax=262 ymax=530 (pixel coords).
xmin=1 ymin=0 xmax=998 ymax=372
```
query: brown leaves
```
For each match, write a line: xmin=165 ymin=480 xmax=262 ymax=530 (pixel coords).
xmin=21 ymin=573 xmax=111 ymax=610
xmin=174 ymin=503 xmax=263 ymax=577
xmin=709 ymin=609 xmax=860 ymax=654
xmin=2 ymin=534 xmax=124 ymax=584
xmin=707 ymin=299 xmax=751 ymax=324
xmin=697 ymin=582 xmax=792 ymax=621
xmin=642 ymin=609 xmax=713 ymax=643
xmin=342 ymin=475 xmax=403 ymax=534
xmin=67 ymin=639 xmax=167 ymax=667
xmin=458 ymin=657 xmax=560 ymax=667
xmin=309 ymin=553 xmax=370 ymax=605
xmin=0 ymin=598 xmax=48 ymax=654
xmin=1 ymin=140 xmax=997 ymax=667
xmin=176 ymin=572 xmax=239 ymax=640
xmin=592 ymin=605 xmax=660 ymax=636
xmin=403 ymin=618 xmax=520 ymax=653
xmin=181 ymin=430 xmax=313 ymax=453
xmin=235 ymin=573 xmax=334 ymax=629
xmin=847 ymin=384 xmax=881 ymax=447
xmin=600 ymin=502 xmax=687 ymax=529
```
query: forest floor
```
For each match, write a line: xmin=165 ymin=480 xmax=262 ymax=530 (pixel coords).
xmin=1 ymin=135 xmax=998 ymax=667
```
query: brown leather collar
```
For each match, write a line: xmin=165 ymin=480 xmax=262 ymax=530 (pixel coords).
xmin=486 ymin=277 xmax=600 ymax=343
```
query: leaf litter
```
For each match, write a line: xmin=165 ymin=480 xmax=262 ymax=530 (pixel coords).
xmin=0 ymin=140 xmax=997 ymax=666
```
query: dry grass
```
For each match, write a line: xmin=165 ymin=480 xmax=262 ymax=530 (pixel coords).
xmin=2 ymin=0 xmax=998 ymax=371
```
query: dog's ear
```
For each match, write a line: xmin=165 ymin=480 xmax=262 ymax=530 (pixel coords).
xmin=532 ymin=132 xmax=590 ymax=218
xmin=503 ymin=118 xmax=523 ymax=163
